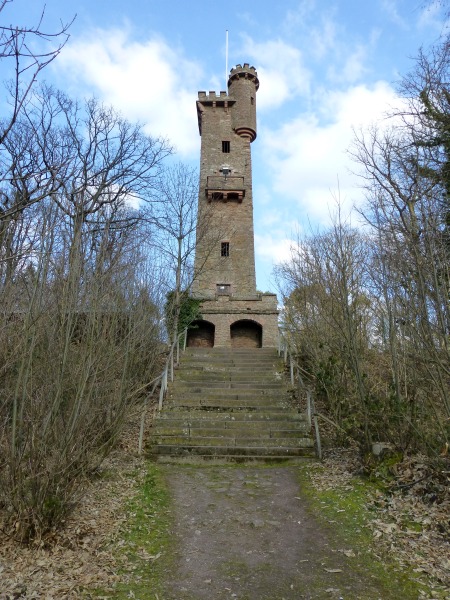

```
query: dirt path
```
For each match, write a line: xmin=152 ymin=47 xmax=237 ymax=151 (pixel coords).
xmin=160 ymin=465 xmax=391 ymax=600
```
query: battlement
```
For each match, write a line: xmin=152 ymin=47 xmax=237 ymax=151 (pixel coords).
xmin=198 ymin=91 xmax=232 ymax=101
xmin=228 ymin=63 xmax=259 ymax=91
xmin=196 ymin=91 xmax=236 ymax=135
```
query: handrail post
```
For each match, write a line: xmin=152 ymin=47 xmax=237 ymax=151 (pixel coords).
xmin=183 ymin=327 xmax=187 ymax=351
xmin=306 ymin=390 xmax=312 ymax=428
xmin=159 ymin=367 xmax=168 ymax=410
xmin=158 ymin=379 xmax=164 ymax=410
xmin=314 ymin=414 xmax=322 ymax=459
xmin=297 ymin=366 xmax=302 ymax=409
xmin=290 ymin=354 xmax=294 ymax=387
xmin=170 ymin=348 xmax=174 ymax=382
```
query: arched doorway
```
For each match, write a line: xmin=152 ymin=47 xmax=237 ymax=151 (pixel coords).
xmin=230 ymin=319 xmax=262 ymax=349
xmin=186 ymin=320 xmax=215 ymax=348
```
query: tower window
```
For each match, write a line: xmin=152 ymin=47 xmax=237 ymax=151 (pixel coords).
xmin=217 ymin=283 xmax=231 ymax=295
xmin=222 ymin=140 xmax=230 ymax=153
xmin=221 ymin=241 xmax=230 ymax=257
xmin=251 ymin=96 xmax=254 ymax=105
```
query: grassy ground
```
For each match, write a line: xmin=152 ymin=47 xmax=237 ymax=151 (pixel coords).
xmin=91 ymin=463 xmax=174 ymax=599
xmin=90 ymin=460 xmax=446 ymax=599
xmin=295 ymin=462 xmax=431 ymax=599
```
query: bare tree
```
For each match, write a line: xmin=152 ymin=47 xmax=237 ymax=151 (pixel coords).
xmin=351 ymin=123 xmax=450 ymax=424
xmin=277 ymin=208 xmax=373 ymax=449
xmin=0 ymin=84 xmax=172 ymax=540
xmin=0 ymin=85 xmax=172 ymax=292
xmin=0 ymin=0 xmax=73 ymax=145
xmin=347 ymin=38 xmax=450 ymax=452
xmin=143 ymin=161 xmax=227 ymax=343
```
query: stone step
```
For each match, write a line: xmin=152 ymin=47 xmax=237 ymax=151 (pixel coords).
xmin=156 ymin=410 xmax=308 ymax=422
xmin=169 ymin=384 xmax=286 ymax=399
xmin=171 ymin=382 xmax=284 ymax=390
xmin=179 ymin=356 xmax=281 ymax=364
xmin=175 ymin=373 xmax=279 ymax=387
xmin=187 ymin=357 xmax=279 ymax=360
xmin=154 ymin=427 xmax=310 ymax=439
xmin=153 ymin=435 xmax=314 ymax=447
xmin=175 ymin=364 xmax=281 ymax=379
xmin=168 ymin=384 xmax=287 ymax=402
xmin=168 ymin=397 xmax=286 ymax=406
xmin=151 ymin=348 xmax=315 ymax=462
xmin=177 ymin=360 xmax=280 ymax=367
xmin=182 ymin=347 xmax=277 ymax=352
xmin=165 ymin=399 xmax=292 ymax=410
xmin=154 ymin=419 xmax=309 ymax=432
xmin=179 ymin=352 xmax=281 ymax=362
xmin=151 ymin=444 xmax=315 ymax=459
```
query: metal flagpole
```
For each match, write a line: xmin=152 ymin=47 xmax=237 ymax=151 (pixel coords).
xmin=225 ymin=30 xmax=229 ymax=88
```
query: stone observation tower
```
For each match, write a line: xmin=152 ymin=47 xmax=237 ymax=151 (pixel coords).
xmin=188 ymin=63 xmax=279 ymax=348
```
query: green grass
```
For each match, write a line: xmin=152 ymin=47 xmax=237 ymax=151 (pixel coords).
xmin=90 ymin=463 xmax=174 ymax=599
xmin=296 ymin=462 xmax=437 ymax=599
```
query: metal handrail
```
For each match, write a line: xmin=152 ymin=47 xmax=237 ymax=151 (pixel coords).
xmin=278 ymin=332 xmax=322 ymax=459
xmin=138 ymin=327 xmax=188 ymax=454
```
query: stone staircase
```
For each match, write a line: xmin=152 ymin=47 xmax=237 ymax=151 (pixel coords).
xmin=150 ymin=347 xmax=315 ymax=462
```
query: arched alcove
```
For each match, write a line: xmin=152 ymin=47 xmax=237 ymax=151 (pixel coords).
xmin=230 ymin=319 xmax=262 ymax=349
xmin=186 ymin=320 xmax=215 ymax=348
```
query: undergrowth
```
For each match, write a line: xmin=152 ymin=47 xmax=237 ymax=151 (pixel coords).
xmin=296 ymin=461 xmax=446 ymax=599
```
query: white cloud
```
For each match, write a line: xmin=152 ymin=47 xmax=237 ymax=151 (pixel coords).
xmin=283 ymin=0 xmax=317 ymax=33
xmin=54 ymin=26 xmax=203 ymax=156
xmin=258 ymin=210 xmax=283 ymax=228
xmin=340 ymin=44 xmax=369 ymax=83
xmin=260 ymin=81 xmax=399 ymax=223
xmin=326 ymin=45 xmax=369 ymax=84
xmin=255 ymin=233 xmax=297 ymax=264
xmin=308 ymin=17 xmax=338 ymax=61
xmin=381 ymin=0 xmax=409 ymax=29
xmin=238 ymin=37 xmax=311 ymax=110
xmin=417 ymin=1 xmax=447 ymax=31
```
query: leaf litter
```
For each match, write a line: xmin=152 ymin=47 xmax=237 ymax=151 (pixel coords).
xmin=0 ymin=405 xmax=157 ymax=599
xmin=306 ymin=448 xmax=449 ymax=599
xmin=1 ymin=409 xmax=449 ymax=599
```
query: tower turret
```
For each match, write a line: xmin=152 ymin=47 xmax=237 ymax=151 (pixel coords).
xmin=228 ymin=63 xmax=259 ymax=142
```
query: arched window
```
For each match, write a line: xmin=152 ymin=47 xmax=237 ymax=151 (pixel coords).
xmin=186 ymin=320 xmax=215 ymax=348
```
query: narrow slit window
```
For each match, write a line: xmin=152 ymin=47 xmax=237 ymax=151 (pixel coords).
xmin=251 ymin=96 xmax=254 ymax=105
xmin=221 ymin=241 xmax=230 ymax=257
xmin=222 ymin=140 xmax=230 ymax=153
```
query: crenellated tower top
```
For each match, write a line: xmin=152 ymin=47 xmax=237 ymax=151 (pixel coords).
xmin=196 ymin=64 xmax=259 ymax=141
xmin=227 ymin=63 xmax=260 ymax=90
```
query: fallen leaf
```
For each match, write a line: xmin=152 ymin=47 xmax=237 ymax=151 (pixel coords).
xmin=324 ymin=568 xmax=343 ymax=573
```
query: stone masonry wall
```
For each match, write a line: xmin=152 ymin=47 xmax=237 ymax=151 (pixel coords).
xmin=192 ymin=65 xmax=279 ymax=348
xmin=193 ymin=95 xmax=257 ymax=296
xmin=199 ymin=295 xmax=279 ymax=348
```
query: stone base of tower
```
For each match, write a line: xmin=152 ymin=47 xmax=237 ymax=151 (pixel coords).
xmin=187 ymin=293 xmax=279 ymax=349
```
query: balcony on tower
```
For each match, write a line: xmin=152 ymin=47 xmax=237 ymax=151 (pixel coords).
xmin=205 ymin=175 xmax=245 ymax=202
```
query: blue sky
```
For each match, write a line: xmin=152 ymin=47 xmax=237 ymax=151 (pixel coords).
xmin=2 ymin=0 xmax=448 ymax=291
